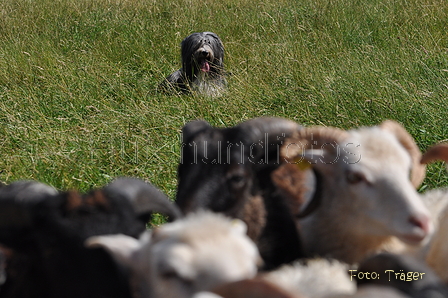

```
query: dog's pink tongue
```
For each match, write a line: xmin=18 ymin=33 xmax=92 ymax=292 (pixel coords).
xmin=201 ymin=61 xmax=210 ymax=72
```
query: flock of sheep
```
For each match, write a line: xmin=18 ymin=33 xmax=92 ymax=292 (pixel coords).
xmin=1 ymin=117 xmax=448 ymax=298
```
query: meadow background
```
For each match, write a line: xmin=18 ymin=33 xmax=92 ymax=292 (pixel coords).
xmin=0 ymin=0 xmax=447 ymax=199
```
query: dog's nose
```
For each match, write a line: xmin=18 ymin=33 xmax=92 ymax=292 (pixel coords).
xmin=201 ymin=50 xmax=209 ymax=57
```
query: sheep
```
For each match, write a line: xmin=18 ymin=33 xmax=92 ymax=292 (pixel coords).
xmin=197 ymin=253 xmax=447 ymax=298
xmin=195 ymin=285 xmax=409 ymax=298
xmin=194 ymin=256 xmax=443 ymax=298
xmin=194 ymin=278 xmax=305 ymax=298
xmin=198 ymin=259 xmax=352 ymax=297
xmin=260 ymin=259 xmax=355 ymax=298
xmin=86 ymin=210 xmax=261 ymax=298
xmin=274 ymin=120 xmax=432 ymax=265
xmin=176 ymin=117 xmax=314 ymax=270
xmin=0 ymin=177 xmax=180 ymax=298
xmin=415 ymin=143 xmax=448 ymax=282
xmin=329 ymin=286 xmax=411 ymax=298
xmin=355 ymin=253 xmax=448 ymax=298
xmin=424 ymin=197 xmax=448 ymax=283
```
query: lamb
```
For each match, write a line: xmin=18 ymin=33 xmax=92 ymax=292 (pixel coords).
xmin=274 ymin=120 xmax=432 ymax=265
xmin=87 ymin=210 xmax=261 ymax=298
xmin=176 ymin=117 xmax=314 ymax=270
xmin=0 ymin=177 xmax=180 ymax=298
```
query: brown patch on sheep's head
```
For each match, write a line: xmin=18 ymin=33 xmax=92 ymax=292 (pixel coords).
xmin=65 ymin=191 xmax=83 ymax=211
xmin=242 ymin=195 xmax=266 ymax=241
xmin=275 ymin=126 xmax=349 ymax=218
xmin=271 ymin=163 xmax=319 ymax=219
xmin=84 ymin=190 xmax=110 ymax=210
xmin=64 ymin=190 xmax=111 ymax=213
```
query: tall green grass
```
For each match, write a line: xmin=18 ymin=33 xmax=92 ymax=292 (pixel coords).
xmin=0 ymin=0 xmax=447 ymax=196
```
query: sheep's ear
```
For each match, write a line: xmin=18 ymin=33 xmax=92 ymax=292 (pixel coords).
xmin=85 ymin=234 xmax=141 ymax=268
xmin=230 ymin=219 xmax=247 ymax=235
xmin=181 ymin=120 xmax=211 ymax=143
xmin=379 ymin=120 xmax=426 ymax=188
xmin=421 ymin=143 xmax=448 ymax=164
xmin=0 ymin=180 xmax=58 ymax=202
xmin=0 ymin=181 xmax=59 ymax=232
xmin=271 ymin=163 xmax=319 ymax=219
xmin=104 ymin=177 xmax=182 ymax=222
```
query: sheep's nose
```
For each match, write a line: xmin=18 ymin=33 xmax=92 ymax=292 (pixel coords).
xmin=409 ymin=214 xmax=431 ymax=234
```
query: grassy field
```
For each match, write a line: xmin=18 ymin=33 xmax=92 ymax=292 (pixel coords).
xmin=0 ymin=0 xmax=447 ymax=198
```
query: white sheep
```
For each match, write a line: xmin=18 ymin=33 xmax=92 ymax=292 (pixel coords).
xmin=260 ymin=259 xmax=356 ymax=298
xmin=328 ymin=286 xmax=410 ymax=298
xmin=415 ymin=143 xmax=448 ymax=282
xmin=193 ymin=279 xmax=304 ymax=298
xmin=192 ymin=259 xmax=355 ymax=298
xmin=275 ymin=120 xmax=432 ymax=264
xmin=425 ymin=199 xmax=448 ymax=283
xmin=192 ymin=257 xmax=422 ymax=298
xmin=86 ymin=210 xmax=261 ymax=298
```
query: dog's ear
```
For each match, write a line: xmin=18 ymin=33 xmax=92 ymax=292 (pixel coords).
xmin=209 ymin=33 xmax=224 ymax=51
xmin=180 ymin=34 xmax=194 ymax=63
xmin=205 ymin=32 xmax=224 ymax=66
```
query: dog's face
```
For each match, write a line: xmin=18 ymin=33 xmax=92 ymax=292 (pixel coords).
xmin=181 ymin=32 xmax=224 ymax=77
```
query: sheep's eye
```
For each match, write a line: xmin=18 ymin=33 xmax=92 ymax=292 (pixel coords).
xmin=229 ymin=174 xmax=245 ymax=187
xmin=160 ymin=271 xmax=177 ymax=280
xmin=161 ymin=270 xmax=193 ymax=286
xmin=346 ymin=170 xmax=366 ymax=184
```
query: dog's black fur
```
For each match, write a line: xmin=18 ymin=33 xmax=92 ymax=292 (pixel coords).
xmin=159 ymin=32 xmax=227 ymax=96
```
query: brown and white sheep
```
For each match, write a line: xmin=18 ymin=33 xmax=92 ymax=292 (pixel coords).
xmin=274 ymin=120 xmax=432 ymax=264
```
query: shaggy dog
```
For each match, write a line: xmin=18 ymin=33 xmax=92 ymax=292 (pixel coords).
xmin=159 ymin=32 xmax=227 ymax=97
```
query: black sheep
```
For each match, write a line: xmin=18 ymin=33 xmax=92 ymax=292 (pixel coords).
xmin=0 ymin=178 xmax=181 ymax=298
xmin=176 ymin=117 xmax=311 ymax=270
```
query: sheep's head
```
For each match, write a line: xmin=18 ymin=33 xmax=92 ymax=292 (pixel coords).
xmin=0 ymin=178 xmax=178 ymax=298
xmin=87 ymin=211 xmax=261 ymax=298
xmin=277 ymin=120 xmax=432 ymax=256
xmin=0 ymin=178 xmax=180 ymax=247
xmin=149 ymin=212 xmax=260 ymax=298
xmin=0 ymin=181 xmax=59 ymax=248
xmin=175 ymin=117 xmax=301 ymax=239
